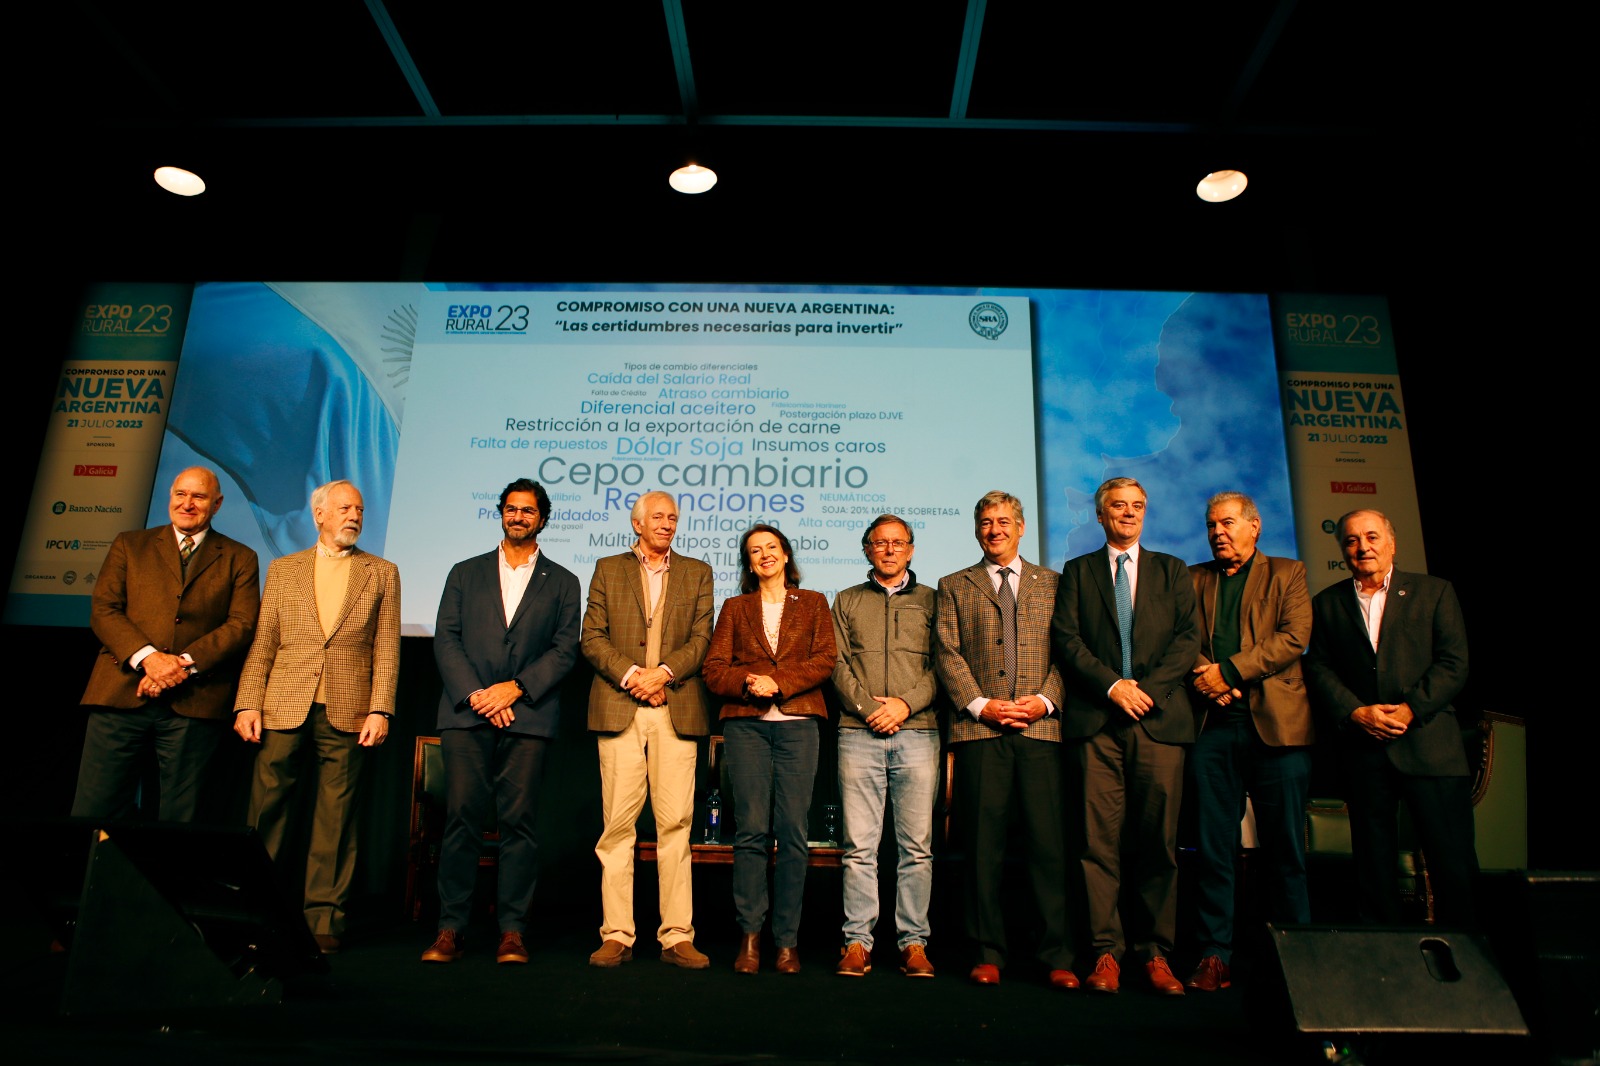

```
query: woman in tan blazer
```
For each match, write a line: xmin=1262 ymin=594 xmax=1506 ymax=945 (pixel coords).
xmin=703 ymin=524 xmax=836 ymax=975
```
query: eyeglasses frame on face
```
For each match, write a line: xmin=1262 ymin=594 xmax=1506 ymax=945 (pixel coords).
xmin=868 ymin=539 xmax=910 ymax=553
xmin=501 ymin=505 xmax=541 ymax=517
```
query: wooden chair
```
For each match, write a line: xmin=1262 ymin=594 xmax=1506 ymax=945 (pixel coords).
xmin=403 ymin=735 xmax=500 ymax=921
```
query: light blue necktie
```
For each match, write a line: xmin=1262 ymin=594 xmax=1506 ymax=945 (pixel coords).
xmin=1114 ymin=552 xmax=1133 ymax=679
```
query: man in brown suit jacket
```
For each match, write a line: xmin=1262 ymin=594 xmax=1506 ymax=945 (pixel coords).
xmin=934 ymin=490 xmax=1071 ymax=988
xmin=1184 ymin=492 xmax=1313 ymax=993
xmin=233 ymin=480 xmax=400 ymax=952
xmin=581 ymin=491 xmax=714 ymax=969
xmin=74 ymin=466 xmax=260 ymax=821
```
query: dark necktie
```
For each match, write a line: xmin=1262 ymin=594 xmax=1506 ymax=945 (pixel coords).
xmin=998 ymin=566 xmax=1018 ymax=699
xmin=1114 ymin=552 xmax=1133 ymax=679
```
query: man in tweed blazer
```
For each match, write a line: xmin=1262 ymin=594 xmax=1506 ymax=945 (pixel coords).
xmin=74 ymin=466 xmax=259 ymax=821
xmin=234 ymin=480 xmax=400 ymax=952
xmin=1051 ymin=477 xmax=1199 ymax=995
xmin=934 ymin=490 xmax=1070 ymax=987
xmin=581 ymin=491 xmax=714 ymax=969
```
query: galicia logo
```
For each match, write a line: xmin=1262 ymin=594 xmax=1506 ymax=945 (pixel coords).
xmin=445 ymin=303 xmax=530 ymax=334
xmin=968 ymin=302 xmax=1008 ymax=341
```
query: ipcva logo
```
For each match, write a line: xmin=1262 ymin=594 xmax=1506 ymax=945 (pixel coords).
xmin=45 ymin=539 xmax=82 ymax=551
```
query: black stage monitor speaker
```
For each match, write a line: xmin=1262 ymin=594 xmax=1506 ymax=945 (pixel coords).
xmin=5 ymin=819 xmax=328 ymax=1015
xmin=1256 ymin=924 xmax=1530 ymax=1038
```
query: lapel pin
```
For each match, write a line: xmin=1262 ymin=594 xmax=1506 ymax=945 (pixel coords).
xmin=1396 ymin=590 xmax=1406 ymax=596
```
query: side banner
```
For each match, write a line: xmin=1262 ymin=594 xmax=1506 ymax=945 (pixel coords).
xmin=1274 ymin=294 xmax=1426 ymax=596
xmin=5 ymin=284 xmax=192 ymax=626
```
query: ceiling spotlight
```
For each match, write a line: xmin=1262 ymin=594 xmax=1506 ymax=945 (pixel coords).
xmin=1195 ymin=170 xmax=1247 ymax=203
xmin=154 ymin=166 xmax=206 ymax=196
xmin=669 ymin=164 xmax=717 ymax=194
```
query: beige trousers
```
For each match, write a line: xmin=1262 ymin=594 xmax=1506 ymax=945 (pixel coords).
xmin=595 ymin=705 xmax=698 ymax=948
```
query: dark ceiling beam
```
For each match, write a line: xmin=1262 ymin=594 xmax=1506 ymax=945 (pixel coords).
xmin=949 ymin=0 xmax=987 ymax=121
xmin=663 ymin=0 xmax=699 ymax=123
xmin=365 ymin=0 xmax=441 ymax=118
xmin=1226 ymin=0 xmax=1297 ymax=123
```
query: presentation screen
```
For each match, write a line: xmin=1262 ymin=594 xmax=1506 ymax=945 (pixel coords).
xmin=17 ymin=281 xmax=1393 ymax=632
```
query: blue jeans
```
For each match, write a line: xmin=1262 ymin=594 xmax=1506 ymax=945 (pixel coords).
xmin=723 ymin=717 xmax=819 ymax=948
xmin=837 ymin=727 xmax=940 ymax=949
xmin=1191 ymin=713 xmax=1312 ymax=962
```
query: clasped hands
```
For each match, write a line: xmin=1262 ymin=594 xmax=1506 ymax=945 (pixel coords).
xmin=624 ymin=666 xmax=671 ymax=707
xmin=979 ymin=694 xmax=1049 ymax=730
xmin=744 ymin=673 xmax=780 ymax=700
xmin=1190 ymin=662 xmax=1244 ymax=709
xmin=1350 ymin=702 xmax=1413 ymax=741
xmin=136 ymin=651 xmax=193 ymax=699
xmin=470 ymin=681 xmax=522 ymax=729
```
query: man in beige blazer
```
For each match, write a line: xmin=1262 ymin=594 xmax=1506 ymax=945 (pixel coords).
xmin=74 ymin=466 xmax=259 ymax=821
xmin=935 ymin=490 xmax=1071 ymax=988
xmin=234 ymin=479 xmax=400 ymax=953
xmin=581 ymin=491 xmax=714 ymax=969
xmin=1184 ymin=491 xmax=1313 ymax=992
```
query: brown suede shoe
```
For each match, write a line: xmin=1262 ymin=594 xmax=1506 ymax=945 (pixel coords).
xmin=588 ymin=940 xmax=633 ymax=968
xmin=775 ymin=946 xmax=801 ymax=974
xmin=900 ymin=944 xmax=935 ymax=978
xmin=733 ymin=932 xmax=760 ymax=974
xmin=420 ymin=929 xmax=463 ymax=963
xmin=1145 ymin=956 xmax=1185 ymax=996
xmin=836 ymin=942 xmax=871 ymax=976
xmin=661 ymin=941 xmax=710 ymax=969
xmin=1185 ymin=955 xmax=1232 ymax=992
xmin=496 ymin=931 xmax=530 ymax=964
xmin=1085 ymin=953 xmax=1120 ymax=993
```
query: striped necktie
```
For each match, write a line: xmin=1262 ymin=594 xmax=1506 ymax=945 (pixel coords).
xmin=180 ymin=535 xmax=196 ymax=576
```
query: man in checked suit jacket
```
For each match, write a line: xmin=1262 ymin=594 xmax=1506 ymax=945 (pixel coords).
xmin=1184 ymin=491 xmax=1313 ymax=993
xmin=1051 ymin=477 xmax=1199 ymax=996
xmin=420 ymin=478 xmax=581 ymax=966
xmin=1305 ymin=509 xmax=1474 ymax=927
xmin=581 ymin=490 xmax=714 ymax=970
xmin=934 ymin=490 xmax=1071 ymax=988
xmin=234 ymin=479 xmax=400 ymax=953
xmin=74 ymin=466 xmax=259 ymax=821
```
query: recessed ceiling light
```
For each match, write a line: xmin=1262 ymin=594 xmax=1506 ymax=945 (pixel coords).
xmin=154 ymin=166 xmax=206 ymax=196
xmin=669 ymin=164 xmax=717 ymax=194
xmin=1195 ymin=170 xmax=1247 ymax=203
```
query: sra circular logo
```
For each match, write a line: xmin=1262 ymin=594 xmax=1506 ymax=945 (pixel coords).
xmin=969 ymin=302 xmax=1008 ymax=341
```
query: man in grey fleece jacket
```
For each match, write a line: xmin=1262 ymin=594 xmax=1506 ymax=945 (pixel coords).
xmin=830 ymin=513 xmax=941 ymax=978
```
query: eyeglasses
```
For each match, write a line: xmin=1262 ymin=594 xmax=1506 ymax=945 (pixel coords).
xmin=501 ymin=506 xmax=541 ymax=517
xmin=868 ymin=539 xmax=910 ymax=553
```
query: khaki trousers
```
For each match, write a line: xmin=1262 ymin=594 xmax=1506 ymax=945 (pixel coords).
xmin=595 ymin=705 xmax=698 ymax=948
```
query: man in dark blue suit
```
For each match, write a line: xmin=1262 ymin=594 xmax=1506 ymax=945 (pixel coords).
xmin=420 ymin=478 xmax=581 ymax=964
xmin=1305 ymin=509 xmax=1474 ymax=926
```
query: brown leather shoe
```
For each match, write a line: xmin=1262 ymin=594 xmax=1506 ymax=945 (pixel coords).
xmin=1185 ymin=955 xmax=1231 ymax=992
xmin=661 ymin=941 xmax=710 ymax=969
xmin=1085 ymin=953 xmax=1119 ymax=993
xmin=900 ymin=944 xmax=935 ymax=978
xmin=313 ymin=933 xmax=341 ymax=956
xmin=589 ymin=939 xmax=633 ymax=967
xmin=775 ymin=946 xmax=801 ymax=974
xmin=968 ymin=963 xmax=1001 ymax=985
xmin=420 ymin=929 xmax=463 ymax=963
xmin=1145 ymin=956 xmax=1185 ymax=996
xmin=496 ymin=931 xmax=530 ymax=964
xmin=836 ymin=942 xmax=871 ymax=976
xmin=733 ymin=932 xmax=760 ymax=974
xmin=1048 ymin=968 xmax=1080 ymax=990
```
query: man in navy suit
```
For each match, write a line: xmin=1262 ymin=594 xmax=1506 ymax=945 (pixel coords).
xmin=1305 ymin=509 xmax=1474 ymax=926
xmin=1051 ymin=477 xmax=1200 ymax=996
xmin=420 ymin=478 xmax=581 ymax=964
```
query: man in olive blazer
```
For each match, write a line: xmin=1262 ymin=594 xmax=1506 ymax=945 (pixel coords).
xmin=233 ymin=480 xmax=400 ymax=950
xmin=935 ymin=491 xmax=1069 ymax=987
xmin=1184 ymin=492 xmax=1313 ymax=992
xmin=74 ymin=466 xmax=259 ymax=821
xmin=1051 ymin=478 xmax=1199 ymax=995
xmin=581 ymin=491 xmax=715 ymax=969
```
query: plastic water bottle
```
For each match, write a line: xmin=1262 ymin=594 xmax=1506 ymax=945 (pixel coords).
xmin=703 ymin=788 xmax=722 ymax=843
